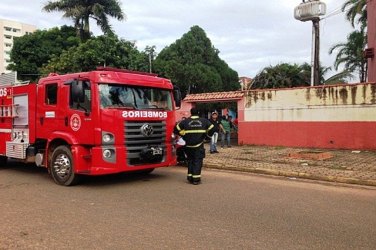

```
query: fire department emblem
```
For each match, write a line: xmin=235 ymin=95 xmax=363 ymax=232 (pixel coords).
xmin=140 ymin=123 xmax=154 ymax=137
xmin=70 ymin=114 xmax=81 ymax=131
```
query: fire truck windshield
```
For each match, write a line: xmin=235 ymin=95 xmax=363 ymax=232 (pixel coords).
xmin=99 ymin=84 xmax=173 ymax=110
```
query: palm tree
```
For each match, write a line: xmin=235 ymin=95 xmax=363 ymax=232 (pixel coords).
xmin=342 ymin=0 xmax=367 ymax=28
xmin=43 ymin=0 xmax=125 ymax=41
xmin=329 ymin=30 xmax=368 ymax=82
xmin=299 ymin=62 xmax=352 ymax=85
xmin=250 ymin=63 xmax=311 ymax=89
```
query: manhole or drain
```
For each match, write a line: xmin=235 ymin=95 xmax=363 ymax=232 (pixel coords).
xmin=287 ymin=151 xmax=333 ymax=160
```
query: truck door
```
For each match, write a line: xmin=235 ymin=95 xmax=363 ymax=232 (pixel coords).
xmin=64 ymin=80 xmax=95 ymax=145
xmin=36 ymin=82 xmax=60 ymax=138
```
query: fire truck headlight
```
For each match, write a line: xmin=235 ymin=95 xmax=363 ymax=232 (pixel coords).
xmin=102 ymin=132 xmax=114 ymax=144
xmin=103 ymin=149 xmax=113 ymax=158
xmin=102 ymin=148 xmax=116 ymax=163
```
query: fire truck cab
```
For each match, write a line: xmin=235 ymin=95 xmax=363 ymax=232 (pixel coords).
xmin=0 ymin=68 xmax=181 ymax=185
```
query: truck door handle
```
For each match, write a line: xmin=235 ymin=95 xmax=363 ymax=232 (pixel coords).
xmin=40 ymin=117 xmax=44 ymax=125
xmin=65 ymin=117 xmax=68 ymax=126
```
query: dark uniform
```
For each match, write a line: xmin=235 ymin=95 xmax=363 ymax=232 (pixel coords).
xmin=174 ymin=113 xmax=214 ymax=184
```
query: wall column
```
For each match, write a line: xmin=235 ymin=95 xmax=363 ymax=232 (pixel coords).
xmin=368 ymin=0 xmax=376 ymax=82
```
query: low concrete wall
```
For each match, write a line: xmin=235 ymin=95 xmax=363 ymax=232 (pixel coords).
xmin=238 ymin=83 xmax=376 ymax=150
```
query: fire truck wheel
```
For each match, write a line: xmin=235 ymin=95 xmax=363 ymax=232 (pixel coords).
xmin=0 ymin=156 xmax=7 ymax=166
xmin=50 ymin=145 xmax=80 ymax=186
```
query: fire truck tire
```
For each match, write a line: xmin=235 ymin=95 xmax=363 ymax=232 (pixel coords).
xmin=0 ymin=156 xmax=7 ymax=166
xmin=50 ymin=145 xmax=80 ymax=186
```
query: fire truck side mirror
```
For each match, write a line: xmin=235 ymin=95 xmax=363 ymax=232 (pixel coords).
xmin=173 ymin=85 xmax=182 ymax=109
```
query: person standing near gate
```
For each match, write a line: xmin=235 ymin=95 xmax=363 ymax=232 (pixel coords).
xmin=209 ymin=111 xmax=224 ymax=154
xmin=220 ymin=115 xmax=232 ymax=148
xmin=174 ymin=108 xmax=214 ymax=185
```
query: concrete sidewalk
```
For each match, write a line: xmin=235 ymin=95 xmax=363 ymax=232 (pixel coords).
xmin=203 ymin=145 xmax=376 ymax=187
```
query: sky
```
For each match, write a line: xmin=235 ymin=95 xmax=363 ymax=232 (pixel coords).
xmin=0 ymin=0 xmax=355 ymax=79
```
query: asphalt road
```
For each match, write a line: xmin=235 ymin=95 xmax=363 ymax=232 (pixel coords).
xmin=1 ymin=162 xmax=376 ymax=250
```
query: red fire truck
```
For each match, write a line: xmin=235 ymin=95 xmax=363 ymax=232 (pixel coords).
xmin=0 ymin=67 xmax=181 ymax=185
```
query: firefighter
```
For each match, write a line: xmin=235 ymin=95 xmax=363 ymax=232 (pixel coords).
xmin=174 ymin=108 xmax=214 ymax=185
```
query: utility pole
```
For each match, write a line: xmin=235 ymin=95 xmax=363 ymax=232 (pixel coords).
xmin=294 ymin=0 xmax=326 ymax=86
xmin=313 ymin=17 xmax=320 ymax=85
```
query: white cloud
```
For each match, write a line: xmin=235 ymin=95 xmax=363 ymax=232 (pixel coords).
xmin=0 ymin=0 xmax=356 ymax=79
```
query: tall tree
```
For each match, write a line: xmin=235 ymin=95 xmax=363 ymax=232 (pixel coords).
xmin=329 ymin=30 xmax=367 ymax=82
xmin=154 ymin=26 xmax=239 ymax=97
xmin=342 ymin=0 xmax=367 ymax=28
xmin=41 ymin=35 xmax=148 ymax=75
xmin=7 ymin=26 xmax=80 ymax=81
xmin=43 ymin=0 xmax=125 ymax=41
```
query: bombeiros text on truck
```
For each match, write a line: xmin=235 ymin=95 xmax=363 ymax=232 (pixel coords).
xmin=0 ymin=67 xmax=182 ymax=185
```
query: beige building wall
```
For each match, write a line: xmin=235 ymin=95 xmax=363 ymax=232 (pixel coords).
xmin=0 ymin=19 xmax=36 ymax=74
xmin=244 ymin=83 xmax=376 ymax=122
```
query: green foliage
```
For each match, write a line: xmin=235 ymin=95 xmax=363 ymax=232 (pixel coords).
xmin=251 ymin=63 xmax=311 ymax=89
xmin=154 ymin=26 xmax=239 ymax=97
xmin=41 ymin=35 xmax=149 ymax=75
xmin=342 ymin=0 xmax=367 ymax=29
xmin=329 ymin=30 xmax=367 ymax=82
xmin=251 ymin=62 xmax=353 ymax=89
xmin=43 ymin=0 xmax=125 ymax=41
xmin=7 ymin=26 xmax=79 ymax=81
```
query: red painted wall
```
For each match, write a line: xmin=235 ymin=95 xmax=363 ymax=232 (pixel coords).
xmin=238 ymin=83 xmax=376 ymax=150
xmin=238 ymin=121 xmax=376 ymax=150
xmin=368 ymin=0 xmax=376 ymax=82
xmin=175 ymin=101 xmax=193 ymax=122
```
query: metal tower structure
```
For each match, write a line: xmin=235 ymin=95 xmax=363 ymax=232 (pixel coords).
xmin=294 ymin=0 xmax=326 ymax=86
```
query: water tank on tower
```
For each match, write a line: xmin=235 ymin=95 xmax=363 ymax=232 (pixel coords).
xmin=294 ymin=0 xmax=326 ymax=22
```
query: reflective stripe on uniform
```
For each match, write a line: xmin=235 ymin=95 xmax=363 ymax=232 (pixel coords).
xmin=192 ymin=175 xmax=201 ymax=178
xmin=176 ymin=124 xmax=182 ymax=131
xmin=187 ymin=174 xmax=192 ymax=177
xmin=179 ymin=130 xmax=186 ymax=136
xmin=184 ymin=130 xmax=207 ymax=134
xmin=186 ymin=142 xmax=203 ymax=148
xmin=206 ymin=124 xmax=214 ymax=138
xmin=191 ymin=116 xmax=199 ymax=119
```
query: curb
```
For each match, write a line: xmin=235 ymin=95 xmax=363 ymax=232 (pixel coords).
xmin=204 ymin=163 xmax=376 ymax=187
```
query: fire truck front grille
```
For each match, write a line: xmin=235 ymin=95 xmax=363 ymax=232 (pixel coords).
xmin=124 ymin=121 xmax=166 ymax=165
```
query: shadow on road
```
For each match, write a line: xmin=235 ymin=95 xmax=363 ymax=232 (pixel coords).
xmin=1 ymin=159 xmax=168 ymax=187
xmin=81 ymin=171 xmax=166 ymax=187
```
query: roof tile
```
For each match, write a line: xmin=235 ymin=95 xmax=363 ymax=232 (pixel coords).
xmin=184 ymin=91 xmax=244 ymax=102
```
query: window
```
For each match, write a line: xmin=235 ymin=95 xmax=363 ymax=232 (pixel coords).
xmin=4 ymin=35 xmax=12 ymax=39
xmin=4 ymin=27 xmax=11 ymax=32
xmin=5 ymin=43 xmax=12 ymax=47
xmin=12 ymin=28 xmax=20 ymax=33
xmin=99 ymin=84 xmax=172 ymax=110
xmin=45 ymin=84 xmax=58 ymax=105
xmin=70 ymin=81 xmax=91 ymax=113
